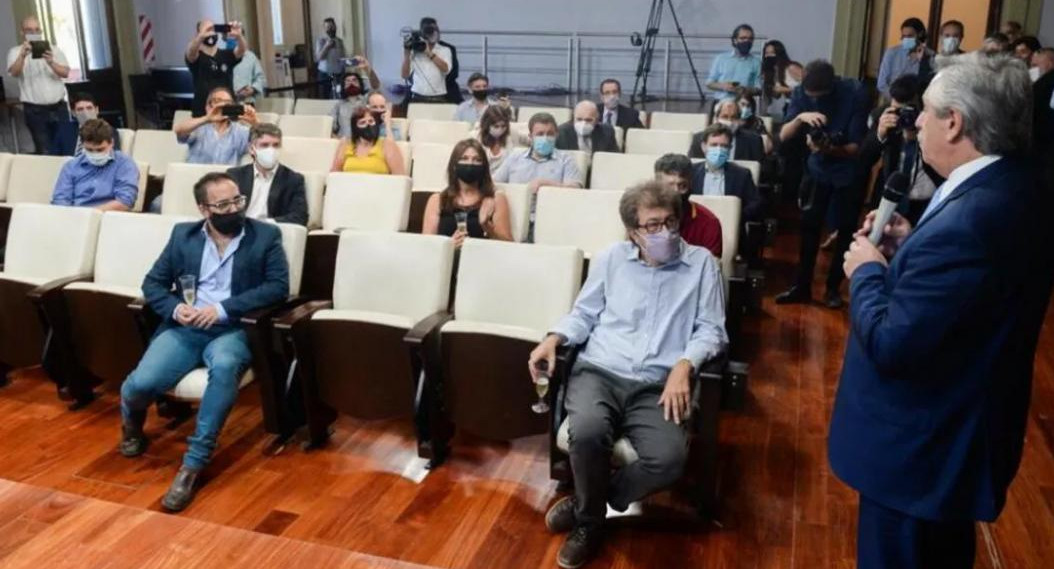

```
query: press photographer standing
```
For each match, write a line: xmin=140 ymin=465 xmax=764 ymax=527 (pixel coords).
xmin=774 ymin=60 xmax=869 ymax=309
xmin=401 ymin=17 xmax=452 ymax=104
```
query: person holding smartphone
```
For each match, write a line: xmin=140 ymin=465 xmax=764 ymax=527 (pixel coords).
xmin=6 ymin=16 xmax=71 ymax=155
xmin=185 ymin=19 xmax=246 ymax=117
xmin=706 ymin=23 xmax=762 ymax=103
xmin=175 ymin=86 xmax=257 ymax=166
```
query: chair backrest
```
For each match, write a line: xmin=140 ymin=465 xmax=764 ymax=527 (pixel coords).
xmin=613 ymin=126 xmax=625 ymax=151
xmin=6 ymin=155 xmax=72 ymax=204
xmin=277 ymin=114 xmax=334 ymax=138
xmin=276 ymin=222 xmax=307 ymax=296
xmin=389 ymin=118 xmax=409 ymax=141
xmin=690 ymin=195 xmax=741 ymax=279
xmin=302 ymin=170 xmax=326 ymax=229
xmin=93 ymin=211 xmax=191 ymax=287
xmin=534 ymin=187 xmax=626 ymax=257
xmin=517 ymin=106 xmax=572 ymax=125
xmin=131 ymin=129 xmax=189 ymax=177
xmin=731 ymin=160 xmax=761 ymax=186
xmin=454 ymin=239 xmax=583 ymax=334
xmin=255 ymin=96 xmax=295 ymax=115
xmin=394 ymin=140 xmax=413 ymax=175
xmin=624 ymin=128 xmax=693 ymax=155
xmin=256 ymin=112 xmax=280 ymax=125
xmin=496 ymin=183 xmax=531 ymax=243
xmin=322 ymin=173 xmax=412 ymax=232
xmin=294 ymin=98 xmax=338 ymax=116
xmin=589 ymin=152 xmax=661 ymax=190
xmin=406 ymin=103 xmax=458 ymax=122
xmin=116 ymin=129 xmax=135 ymax=154
xmin=409 ymin=119 xmax=471 ymax=144
xmin=0 ymin=152 xmax=13 ymax=201
xmin=5 ymin=204 xmax=101 ymax=280
xmin=332 ymin=231 xmax=455 ymax=322
xmin=171 ymin=110 xmax=193 ymax=129
xmin=280 ymin=136 xmax=341 ymax=174
xmin=133 ymin=161 xmax=149 ymax=212
xmin=410 ymin=142 xmax=454 ymax=190
xmin=649 ymin=111 xmax=709 ymax=132
xmin=562 ymin=150 xmax=590 ymax=187
xmin=160 ymin=163 xmax=229 ymax=216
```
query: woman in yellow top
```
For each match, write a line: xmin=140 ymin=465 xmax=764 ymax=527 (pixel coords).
xmin=331 ymin=106 xmax=406 ymax=174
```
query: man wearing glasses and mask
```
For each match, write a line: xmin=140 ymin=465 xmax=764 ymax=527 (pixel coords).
xmin=118 ymin=172 xmax=288 ymax=513
xmin=528 ymin=182 xmax=727 ymax=569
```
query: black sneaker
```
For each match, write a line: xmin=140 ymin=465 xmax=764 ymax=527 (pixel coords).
xmin=119 ymin=425 xmax=149 ymax=458
xmin=545 ymin=496 xmax=577 ymax=533
xmin=557 ymin=526 xmax=603 ymax=569
xmin=823 ymin=290 xmax=844 ymax=310
xmin=775 ymin=285 xmax=812 ymax=305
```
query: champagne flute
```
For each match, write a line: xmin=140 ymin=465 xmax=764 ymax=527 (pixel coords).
xmin=532 ymin=360 xmax=550 ymax=414
xmin=178 ymin=275 xmax=197 ymax=306
xmin=454 ymin=210 xmax=468 ymax=235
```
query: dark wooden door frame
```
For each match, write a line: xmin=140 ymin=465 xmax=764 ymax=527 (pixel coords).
xmin=928 ymin=0 xmax=1004 ymax=48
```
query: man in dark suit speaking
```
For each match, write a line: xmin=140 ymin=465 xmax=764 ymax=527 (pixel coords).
xmin=555 ymin=101 xmax=620 ymax=155
xmin=834 ymin=53 xmax=1053 ymax=569
xmin=227 ymin=123 xmax=308 ymax=226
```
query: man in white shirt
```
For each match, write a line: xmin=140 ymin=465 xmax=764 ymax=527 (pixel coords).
xmin=225 ymin=123 xmax=308 ymax=225
xmin=315 ymin=17 xmax=347 ymax=99
xmin=6 ymin=16 xmax=71 ymax=154
xmin=400 ymin=19 xmax=451 ymax=103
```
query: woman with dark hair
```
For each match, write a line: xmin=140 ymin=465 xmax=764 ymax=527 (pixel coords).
xmin=734 ymin=92 xmax=773 ymax=153
xmin=761 ymin=40 xmax=803 ymax=118
xmin=422 ymin=138 xmax=513 ymax=246
xmin=332 ymin=105 xmax=406 ymax=174
xmin=471 ymin=105 xmax=526 ymax=172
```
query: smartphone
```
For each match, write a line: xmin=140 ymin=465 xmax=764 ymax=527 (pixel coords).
xmin=221 ymin=104 xmax=245 ymax=119
xmin=30 ymin=40 xmax=50 ymax=59
xmin=212 ymin=23 xmax=231 ymax=34
xmin=342 ymin=57 xmax=362 ymax=68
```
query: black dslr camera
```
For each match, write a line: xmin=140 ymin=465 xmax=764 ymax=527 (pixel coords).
xmin=403 ymin=29 xmax=427 ymax=52
xmin=806 ymin=124 xmax=847 ymax=148
xmin=895 ymin=105 xmax=919 ymax=131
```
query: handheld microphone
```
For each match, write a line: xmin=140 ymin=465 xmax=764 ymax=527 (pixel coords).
xmin=868 ymin=172 xmax=909 ymax=245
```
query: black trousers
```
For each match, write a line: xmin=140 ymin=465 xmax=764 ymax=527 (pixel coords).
xmin=22 ymin=101 xmax=67 ymax=155
xmin=794 ymin=176 xmax=863 ymax=293
xmin=857 ymin=495 xmax=975 ymax=569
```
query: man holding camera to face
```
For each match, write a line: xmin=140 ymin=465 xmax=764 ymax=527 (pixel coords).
xmin=186 ymin=19 xmax=246 ymax=117
xmin=400 ymin=17 xmax=453 ymax=104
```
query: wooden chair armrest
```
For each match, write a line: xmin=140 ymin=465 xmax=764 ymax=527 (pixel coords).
xmin=403 ymin=311 xmax=454 ymax=347
xmin=26 ymin=273 xmax=92 ymax=303
xmin=272 ymin=300 xmax=333 ymax=331
xmin=240 ymin=296 xmax=310 ymax=327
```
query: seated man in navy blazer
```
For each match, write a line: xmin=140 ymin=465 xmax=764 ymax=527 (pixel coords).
xmin=835 ymin=53 xmax=1053 ymax=569
xmin=555 ymin=100 xmax=620 ymax=155
xmin=226 ymin=123 xmax=308 ymax=226
xmin=597 ymin=78 xmax=644 ymax=130
xmin=118 ymin=172 xmax=289 ymax=512
xmin=688 ymin=100 xmax=766 ymax=162
xmin=49 ymin=92 xmax=121 ymax=156
xmin=689 ymin=123 xmax=763 ymax=222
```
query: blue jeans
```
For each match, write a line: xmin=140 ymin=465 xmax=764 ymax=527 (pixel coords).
xmin=23 ymin=102 xmax=68 ymax=155
xmin=120 ymin=325 xmax=251 ymax=469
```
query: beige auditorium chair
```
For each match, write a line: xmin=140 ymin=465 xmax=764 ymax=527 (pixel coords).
xmin=255 ymin=97 xmax=295 ymax=116
xmin=649 ymin=111 xmax=709 ymax=132
xmin=279 ymin=136 xmax=341 ymax=174
xmin=562 ymin=149 xmax=591 ymax=187
xmin=278 ymin=230 xmax=456 ymax=457
xmin=131 ymin=129 xmax=189 ymax=178
xmin=517 ymin=106 xmax=572 ymax=124
xmin=533 ymin=187 xmax=625 ymax=258
xmin=302 ymin=171 xmax=326 ymax=230
xmin=406 ymin=103 xmax=458 ymax=122
xmin=496 ymin=183 xmax=531 ymax=243
xmin=116 ymin=129 xmax=136 ymax=155
xmin=409 ymin=142 xmax=454 ymax=232
xmin=0 ymin=153 xmax=12 ymax=201
xmin=409 ymin=119 xmax=471 ymax=144
xmin=389 ymin=118 xmax=409 ymax=141
xmin=3 ymin=155 xmax=72 ymax=204
xmin=277 ymin=114 xmax=334 ymax=139
xmin=256 ymin=112 xmax=281 ymax=125
xmin=171 ymin=110 xmax=193 ymax=129
xmin=159 ymin=163 xmax=230 ymax=216
xmin=731 ymin=159 xmax=761 ymax=187
xmin=133 ymin=161 xmax=150 ymax=212
xmin=590 ymin=151 xmax=663 ymax=190
xmin=294 ymin=98 xmax=339 ymax=116
xmin=624 ymin=128 xmax=694 ymax=156
xmin=394 ymin=141 xmax=413 ymax=175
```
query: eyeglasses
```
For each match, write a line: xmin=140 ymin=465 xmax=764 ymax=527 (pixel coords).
xmin=637 ymin=216 xmax=680 ymax=234
xmin=205 ymin=195 xmax=247 ymax=212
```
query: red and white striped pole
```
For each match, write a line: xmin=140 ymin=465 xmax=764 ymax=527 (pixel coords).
xmin=138 ymin=14 xmax=156 ymax=69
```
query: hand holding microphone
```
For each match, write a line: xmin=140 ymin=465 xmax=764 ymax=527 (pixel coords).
xmin=845 ymin=173 xmax=913 ymax=278
xmin=867 ymin=172 xmax=909 ymax=245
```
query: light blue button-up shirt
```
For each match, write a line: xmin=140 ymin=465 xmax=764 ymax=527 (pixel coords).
xmin=877 ymin=45 xmax=932 ymax=95
xmin=550 ymin=240 xmax=727 ymax=383
xmin=702 ymin=167 xmax=726 ymax=196
xmin=194 ymin=226 xmax=244 ymax=323
xmin=181 ymin=122 xmax=251 ymax=165
xmin=707 ymin=51 xmax=761 ymax=101
xmin=51 ymin=151 xmax=140 ymax=208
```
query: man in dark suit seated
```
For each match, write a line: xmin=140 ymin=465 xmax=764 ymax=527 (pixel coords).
xmin=555 ymin=101 xmax=620 ymax=155
xmin=654 ymin=153 xmax=722 ymax=258
xmin=688 ymin=100 xmax=765 ymax=162
xmin=597 ymin=78 xmax=644 ymax=130
xmin=49 ymin=92 xmax=121 ymax=156
xmin=689 ymin=123 xmax=763 ymax=222
xmin=836 ymin=53 xmax=1052 ymax=569
xmin=118 ymin=172 xmax=289 ymax=512
xmin=226 ymin=123 xmax=308 ymax=226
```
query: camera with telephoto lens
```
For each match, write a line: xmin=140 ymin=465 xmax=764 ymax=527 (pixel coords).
xmin=895 ymin=105 xmax=919 ymax=131
xmin=806 ymin=124 xmax=846 ymax=147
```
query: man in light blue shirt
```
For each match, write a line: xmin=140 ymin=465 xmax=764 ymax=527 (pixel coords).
xmin=453 ymin=72 xmax=495 ymax=123
xmin=176 ymin=86 xmax=255 ymax=165
xmin=51 ymin=118 xmax=139 ymax=210
xmin=529 ymin=181 xmax=726 ymax=568
xmin=706 ymin=23 xmax=762 ymax=102
xmin=877 ymin=17 xmax=933 ymax=95
xmin=232 ymin=47 xmax=266 ymax=105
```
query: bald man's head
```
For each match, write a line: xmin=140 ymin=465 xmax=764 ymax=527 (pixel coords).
xmin=573 ymin=100 xmax=599 ymax=122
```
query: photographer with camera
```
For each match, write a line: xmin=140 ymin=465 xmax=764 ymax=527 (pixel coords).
xmin=775 ymin=60 xmax=869 ymax=309
xmin=400 ymin=17 xmax=454 ymax=104
xmin=186 ymin=19 xmax=246 ymax=117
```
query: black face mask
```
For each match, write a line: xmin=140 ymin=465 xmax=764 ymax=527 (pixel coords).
xmin=455 ymin=163 xmax=486 ymax=184
xmin=735 ymin=40 xmax=754 ymax=56
xmin=472 ymin=89 xmax=489 ymax=101
xmin=326 ymin=28 xmax=336 ymax=38
xmin=203 ymin=34 xmax=219 ymax=47
xmin=370 ymin=110 xmax=385 ymax=124
xmin=354 ymin=123 xmax=379 ymax=141
xmin=209 ymin=210 xmax=246 ymax=236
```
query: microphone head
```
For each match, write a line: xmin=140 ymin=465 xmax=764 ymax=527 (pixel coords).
xmin=883 ymin=172 xmax=910 ymax=201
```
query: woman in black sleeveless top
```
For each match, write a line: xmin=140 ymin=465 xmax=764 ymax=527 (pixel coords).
xmin=423 ymin=138 xmax=513 ymax=247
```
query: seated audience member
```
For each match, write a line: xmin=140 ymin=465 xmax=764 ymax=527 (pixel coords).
xmin=1013 ymin=36 xmax=1043 ymax=80
xmin=654 ymin=153 xmax=722 ymax=258
xmin=937 ymin=20 xmax=966 ymax=56
xmin=877 ymin=18 xmax=933 ymax=96
xmin=597 ymin=79 xmax=644 ymax=129
xmin=982 ymin=32 xmax=1011 ymax=54
xmin=690 ymin=123 xmax=763 ymax=221
xmin=690 ymin=99 xmax=765 ymax=161
xmin=176 ymin=86 xmax=257 ymax=165
xmin=51 ymin=118 xmax=139 ymax=211
xmin=707 ymin=23 xmax=762 ymax=102
xmin=1033 ymin=48 xmax=1054 ymax=152
xmin=454 ymin=72 xmax=495 ymax=124
xmin=119 ymin=172 xmax=289 ymax=512
xmin=529 ymin=181 xmax=727 ymax=569
xmin=556 ymin=100 xmax=619 ymax=155
xmin=331 ymin=74 xmax=369 ymax=138
xmin=734 ymin=93 xmax=773 ymax=154
xmin=423 ymin=139 xmax=512 ymax=245
xmin=226 ymin=123 xmax=308 ymax=225
xmin=472 ymin=105 xmax=523 ymax=172
xmin=366 ymin=91 xmax=402 ymax=141
xmin=50 ymin=92 xmax=121 ymax=156
xmin=493 ymin=112 xmax=582 ymax=193
xmin=332 ymin=106 xmax=406 ymax=175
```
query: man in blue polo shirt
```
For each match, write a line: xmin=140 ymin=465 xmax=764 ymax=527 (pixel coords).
xmin=706 ymin=24 xmax=761 ymax=102
xmin=50 ymin=118 xmax=139 ymax=211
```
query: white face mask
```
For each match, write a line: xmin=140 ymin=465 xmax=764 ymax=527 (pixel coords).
xmin=574 ymin=120 xmax=595 ymax=137
xmin=488 ymin=125 xmax=508 ymax=138
xmin=25 ymin=33 xmax=43 ymax=42
xmin=602 ymin=94 xmax=620 ymax=110
xmin=74 ymin=109 xmax=98 ymax=125
xmin=255 ymin=146 xmax=280 ymax=170
xmin=940 ymin=36 xmax=961 ymax=54
xmin=85 ymin=150 xmax=113 ymax=167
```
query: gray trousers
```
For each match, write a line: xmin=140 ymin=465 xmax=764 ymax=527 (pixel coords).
xmin=566 ymin=361 xmax=688 ymax=528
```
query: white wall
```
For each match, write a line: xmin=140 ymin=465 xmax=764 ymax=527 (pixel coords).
xmin=0 ymin=0 xmax=18 ymax=97
xmin=364 ymin=0 xmax=837 ymax=98
xmin=133 ymin=0 xmax=224 ymax=68
xmin=1040 ymin=0 xmax=1054 ymax=46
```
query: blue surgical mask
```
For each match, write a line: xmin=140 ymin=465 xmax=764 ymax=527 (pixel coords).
xmin=739 ymin=106 xmax=753 ymax=120
xmin=532 ymin=135 xmax=555 ymax=157
xmin=706 ymin=146 xmax=730 ymax=169
xmin=941 ymin=36 xmax=960 ymax=54
xmin=901 ymin=37 xmax=917 ymax=51
xmin=85 ymin=150 xmax=113 ymax=167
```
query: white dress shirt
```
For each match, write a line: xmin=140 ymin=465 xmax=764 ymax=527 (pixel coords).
xmin=246 ymin=166 xmax=276 ymax=220
xmin=6 ymin=45 xmax=69 ymax=105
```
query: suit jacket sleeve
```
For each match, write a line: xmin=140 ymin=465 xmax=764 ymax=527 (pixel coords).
xmin=142 ymin=226 xmax=183 ymax=321
xmin=858 ymin=122 xmax=886 ymax=174
xmin=219 ymin=227 xmax=290 ymax=319
xmin=737 ymin=167 xmax=764 ymax=221
xmin=596 ymin=126 xmax=620 ymax=153
xmin=625 ymin=106 xmax=644 ymax=129
xmin=554 ymin=123 xmax=577 ymax=151
xmin=274 ymin=169 xmax=308 ymax=226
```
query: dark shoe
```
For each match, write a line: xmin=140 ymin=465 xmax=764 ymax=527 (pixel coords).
xmin=774 ymin=286 xmax=812 ymax=305
xmin=823 ymin=290 xmax=844 ymax=310
xmin=118 ymin=424 xmax=149 ymax=458
xmin=161 ymin=467 xmax=201 ymax=512
xmin=557 ymin=526 xmax=604 ymax=569
xmin=545 ymin=496 xmax=577 ymax=534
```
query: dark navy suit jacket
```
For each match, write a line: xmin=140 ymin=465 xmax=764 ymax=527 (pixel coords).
xmin=49 ymin=120 xmax=122 ymax=157
xmin=142 ymin=219 xmax=289 ymax=334
xmin=689 ymin=161 xmax=763 ymax=222
xmin=829 ymin=158 xmax=1053 ymax=522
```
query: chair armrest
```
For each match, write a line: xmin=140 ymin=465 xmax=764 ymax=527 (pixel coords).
xmin=272 ymin=300 xmax=333 ymax=331
xmin=404 ymin=311 xmax=454 ymax=347
xmin=26 ymin=273 xmax=92 ymax=303
xmin=240 ymin=296 xmax=310 ymax=327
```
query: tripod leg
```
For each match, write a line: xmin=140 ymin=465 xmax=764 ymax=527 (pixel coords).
xmin=665 ymin=0 xmax=707 ymax=104
xmin=630 ymin=0 xmax=664 ymax=107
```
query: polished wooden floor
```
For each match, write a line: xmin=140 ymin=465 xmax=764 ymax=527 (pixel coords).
xmin=1 ymin=225 xmax=1053 ymax=568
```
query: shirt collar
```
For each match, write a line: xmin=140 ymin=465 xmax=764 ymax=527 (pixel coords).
xmin=941 ymin=155 xmax=1001 ymax=196
xmin=254 ymin=165 xmax=276 ymax=180
xmin=200 ymin=223 xmax=247 ymax=247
